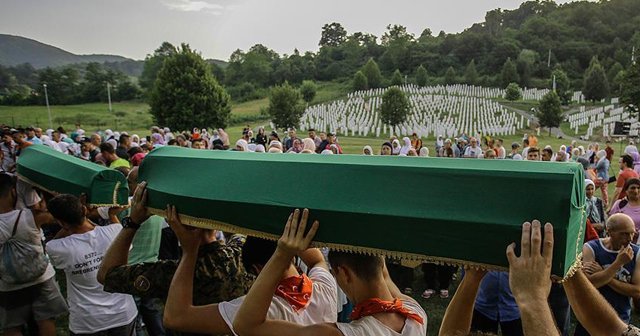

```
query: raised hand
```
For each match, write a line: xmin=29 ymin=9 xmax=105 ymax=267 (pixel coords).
xmin=166 ymin=205 xmax=202 ymax=251
xmin=615 ymin=245 xmax=634 ymax=265
xmin=130 ymin=181 xmax=151 ymax=225
xmin=277 ymin=209 xmax=319 ymax=257
xmin=506 ymin=220 xmax=554 ymax=304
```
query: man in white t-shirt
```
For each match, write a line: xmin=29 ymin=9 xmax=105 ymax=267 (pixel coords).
xmin=463 ymin=137 xmax=482 ymax=158
xmin=233 ymin=209 xmax=427 ymax=336
xmin=0 ymin=173 xmax=67 ymax=336
xmin=160 ymin=200 xmax=337 ymax=335
xmin=46 ymin=194 xmax=137 ymax=335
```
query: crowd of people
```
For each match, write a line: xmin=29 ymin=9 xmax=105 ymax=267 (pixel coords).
xmin=2 ymin=122 xmax=640 ymax=336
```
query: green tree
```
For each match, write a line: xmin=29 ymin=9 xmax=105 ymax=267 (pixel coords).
xmin=139 ymin=42 xmax=177 ymax=95
xmin=319 ymin=22 xmax=347 ymax=47
xmin=620 ymin=62 xmax=640 ymax=109
xmin=390 ymin=69 xmax=403 ymax=86
xmin=353 ymin=71 xmax=368 ymax=91
xmin=415 ymin=65 xmax=428 ymax=87
xmin=299 ymin=80 xmax=317 ymax=104
xmin=465 ymin=60 xmax=479 ymax=85
xmin=501 ymin=58 xmax=519 ymax=87
xmin=361 ymin=58 xmax=382 ymax=89
xmin=537 ymin=91 xmax=562 ymax=135
xmin=380 ymin=87 xmax=410 ymax=128
xmin=550 ymin=68 xmax=571 ymax=104
xmin=583 ymin=56 xmax=610 ymax=102
xmin=267 ymin=82 xmax=305 ymax=129
xmin=113 ymin=79 xmax=141 ymax=101
xmin=150 ymin=44 xmax=231 ymax=130
xmin=505 ymin=82 xmax=522 ymax=101
xmin=444 ymin=67 xmax=457 ymax=85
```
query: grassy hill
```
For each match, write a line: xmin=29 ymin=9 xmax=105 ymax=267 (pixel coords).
xmin=0 ymin=34 xmax=131 ymax=68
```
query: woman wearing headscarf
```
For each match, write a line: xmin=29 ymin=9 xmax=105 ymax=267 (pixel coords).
xmin=391 ymin=139 xmax=401 ymax=155
xmin=362 ymin=146 xmax=373 ymax=155
xmin=269 ymin=141 xmax=283 ymax=152
xmin=419 ymin=147 xmax=429 ymax=157
xmin=301 ymin=138 xmax=316 ymax=154
xmin=399 ymin=137 xmax=412 ymax=156
xmin=254 ymin=144 xmax=266 ymax=153
xmin=585 ymin=179 xmax=606 ymax=237
xmin=286 ymin=138 xmax=304 ymax=153
xmin=235 ymin=139 xmax=249 ymax=152
xmin=130 ymin=134 xmax=140 ymax=147
xmin=151 ymin=133 xmax=164 ymax=147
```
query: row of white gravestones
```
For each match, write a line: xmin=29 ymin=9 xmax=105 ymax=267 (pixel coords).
xmin=347 ymin=84 xmax=562 ymax=102
xmin=300 ymin=89 xmax=521 ymax=138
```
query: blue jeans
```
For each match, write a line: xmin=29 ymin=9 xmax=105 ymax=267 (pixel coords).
xmin=134 ymin=296 xmax=165 ymax=336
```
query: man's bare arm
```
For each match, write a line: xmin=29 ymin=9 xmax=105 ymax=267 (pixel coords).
xmin=564 ymin=269 xmax=627 ymax=336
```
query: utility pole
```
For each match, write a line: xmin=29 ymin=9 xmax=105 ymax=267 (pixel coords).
xmin=552 ymin=75 xmax=556 ymax=92
xmin=632 ymin=46 xmax=636 ymax=65
xmin=43 ymin=83 xmax=52 ymax=129
xmin=106 ymin=82 xmax=113 ymax=113
xmin=547 ymin=49 xmax=551 ymax=68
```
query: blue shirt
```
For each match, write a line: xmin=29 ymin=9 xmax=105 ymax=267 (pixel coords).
xmin=596 ymin=158 xmax=610 ymax=180
xmin=585 ymin=239 xmax=639 ymax=323
xmin=473 ymin=271 xmax=521 ymax=322
xmin=27 ymin=136 xmax=42 ymax=145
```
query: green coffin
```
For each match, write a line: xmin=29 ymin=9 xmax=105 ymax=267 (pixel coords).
xmin=17 ymin=145 xmax=129 ymax=206
xmin=139 ymin=146 xmax=585 ymax=277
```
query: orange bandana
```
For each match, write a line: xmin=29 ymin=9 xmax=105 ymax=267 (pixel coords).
xmin=274 ymin=274 xmax=313 ymax=312
xmin=350 ymin=298 xmax=424 ymax=324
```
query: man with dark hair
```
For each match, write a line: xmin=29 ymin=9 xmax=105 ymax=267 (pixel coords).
xmin=100 ymin=142 xmax=130 ymax=169
xmin=521 ymin=138 xmax=530 ymax=158
xmin=308 ymin=129 xmax=322 ymax=148
xmin=162 ymin=207 xmax=337 ymax=335
xmin=25 ymin=127 xmax=42 ymax=145
xmin=81 ymin=139 xmax=100 ymax=163
xmin=11 ymin=129 xmax=32 ymax=158
xmin=116 ymin=134 xmax=131 ymax=159
xmin=0 ymin=174 xmax=67 ymax=336
xmin=46 ymin=194 xmax=138 ymax=335
xmin=526 ymin=147 xmax=540 ymax=161
xmin=541 ymin=148 xmax=553 ymax=162
xmin=233 ymin=209 xmax=426 ymax=336
xmin=612 ymin=154 xmax=639 ymax=205
xmin=191 ymin=138 xmax=206 ymax=150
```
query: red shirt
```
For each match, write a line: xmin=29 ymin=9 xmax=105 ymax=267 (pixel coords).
xmin=616 ymin=168 xmax=639 ymax=199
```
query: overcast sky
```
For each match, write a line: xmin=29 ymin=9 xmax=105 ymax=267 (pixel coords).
xmin=1 ymin=0 xmax=576 ymax=61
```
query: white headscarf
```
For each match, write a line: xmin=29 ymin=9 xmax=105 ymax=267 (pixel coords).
xmin=392 ymin=139 xmax=401 ymax=155
xmin=419 ymin=147 xmax=429 ymax=157
xmin=235 ymin=139 xmax=249 ymax=152
xmin=254 ymin=144 xmax=266 ymax=153
xmin=321 ymin=149 xmax=334 ymax=155
xmin=399 ymin=137 xmax=412 ymax=156
xmin=362 ymin=146 xmax=373 ymax=155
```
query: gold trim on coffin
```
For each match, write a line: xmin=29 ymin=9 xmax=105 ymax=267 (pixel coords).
xmin=17 ymin=174 xmax=126 ymax=208
xmin=148 ymin=207 xmax=583 ymax=281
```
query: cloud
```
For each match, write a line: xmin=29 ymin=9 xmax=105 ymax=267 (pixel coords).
xmin=163 ymin=0 xmax=225 ymax=15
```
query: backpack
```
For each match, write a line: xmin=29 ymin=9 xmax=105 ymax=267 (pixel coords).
xmin=0 ymin=211 xmax=49 ymax=284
